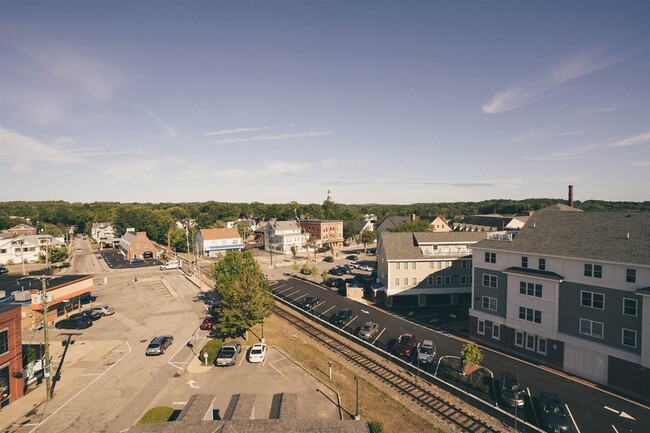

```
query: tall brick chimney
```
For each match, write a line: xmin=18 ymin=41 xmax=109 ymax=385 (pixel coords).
xmin=568 ymin=185 xmax=574 ymax=207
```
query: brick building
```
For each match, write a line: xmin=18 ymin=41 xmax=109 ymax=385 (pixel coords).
xmin=0 ymin=304 xmax=23 ymax=408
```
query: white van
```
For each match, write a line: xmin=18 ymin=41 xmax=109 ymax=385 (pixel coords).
xmin=160 ymin=259 xmax=181 ymax=270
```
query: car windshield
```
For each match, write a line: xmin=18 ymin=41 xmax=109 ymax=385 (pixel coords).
xmin=543 ymin=402 xmax=565 ymax=416
xmin=362 ymin=324 xmax=374 ymax=331
xmin=251 ymin=348 xmax=263 ymax=355
xmin=148 ymin=343 xmax=160 ymax=349
xmin=420 ymin=346 xmax=433 ymax=355
xmin=400 ymin=336 xmax=413 ymax=344
xmin=220 ymin=348 xmax=236 ymax=355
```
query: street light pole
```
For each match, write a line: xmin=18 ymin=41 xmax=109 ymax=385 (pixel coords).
xmin=40 ymin=277 xmax=52 ymax=400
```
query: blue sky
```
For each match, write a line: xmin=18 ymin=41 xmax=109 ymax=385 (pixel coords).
xmin=1 ymin=1 xmax=649 ymax=204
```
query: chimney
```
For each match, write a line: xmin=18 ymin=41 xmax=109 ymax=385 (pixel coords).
xmin=568 ymin=185 xmax=574 ymax=207
xmin=411 ymin=213 xmax=416 ymax=222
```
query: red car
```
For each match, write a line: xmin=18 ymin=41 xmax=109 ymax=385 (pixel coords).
xmin=395 ymin=333 xmax=417 ymax=358
xmin=200 ymin=317 xmax=216 ymax=330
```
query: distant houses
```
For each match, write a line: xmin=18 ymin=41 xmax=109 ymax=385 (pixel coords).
xmin=195 ymin=228 xmax=243 ymax=257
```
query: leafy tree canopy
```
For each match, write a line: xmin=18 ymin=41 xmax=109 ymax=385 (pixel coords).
xmin=209 ymin=251 xmax=274 ymax=337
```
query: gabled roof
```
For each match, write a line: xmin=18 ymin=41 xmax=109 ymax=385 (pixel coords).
xmin=9 ymin=223 xmax=36 ymax=231
xmin=460 ymin=215 xmax=520 ymax=230
xmin=346 ymin=220 xmax=371 ymax=233
xmin=200 ymin=228 xmax=240 ymax=240
xmin=268 ymin=220 xmax=301 ymax=231
xmin=377 ymin=216 xmax=414 ymax=232
xmin=474 ymin=209 xmax=650 ymax=265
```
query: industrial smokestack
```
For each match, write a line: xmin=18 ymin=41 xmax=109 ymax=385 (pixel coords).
xmin=568 ymin=185 xmax=574 ymax=207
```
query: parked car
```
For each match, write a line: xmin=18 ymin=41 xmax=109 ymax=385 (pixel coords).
xmin=146 ymin=335 xmax=173 ymax=356
xmin=80 ymin=292 xmax=96 ymax=304
xmin=329 ymin=268 xmax=344 ymax=276
xmin=330 ymin=309 xmax=352 ymax=327
xmin=130 ymin=258 xmax=145 ymax=264
xmin=298 ymin=296 xmax=320 ymax=310
xmin=343 ymin=241 xmax=350 ymax=247
xmin=215 ymin=342 xmax=242 ymax=366
xmin=91 ymin=305 xmax=115 ymax=316
xmin=248 ymin=343 xmax=268 ymax=363
xmin=200 ymin=316 xmax=216 ymax=330
xmin=70 ymin=310 xmax=102 ymax=321
xmin=358 ymin=321 xmax=379 ymax=340
xmin=55 ymin=317 xmax=93 ymax=330
xmin=358 ymin=264 xmax=374 ymax=272
xmin=417 ymin=339 xmax=436 ymax=365
xmin=499 ymin=371 xmax=524 ymax=407
xmin=538 ymin=392 xmax=572 ymax=432
xmin=395 ymin=333 xmax=417 ymax=357
xmin=346 ymin=255 xmax=358 ymax=261
xmin=323 ymin=256 xmax=334 ymax=262
xmin=0 ymin=265 xmax=8 ymax=274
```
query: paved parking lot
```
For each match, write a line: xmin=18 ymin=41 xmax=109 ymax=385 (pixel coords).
xmin=151 ymin=346 xmax=341 ymax=421
xmin=98 ymin=248 xmax=164 ymax=270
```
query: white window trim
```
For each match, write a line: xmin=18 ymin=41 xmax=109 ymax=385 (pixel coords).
xmin=526 ymin=334 xmax=536 ymax=351
xmin=537 ymin=338 xmax=547 ymax=355
xmin=622 ymin=298 xmax=638 ymax=317
xmin=579 ymin=318 xmax=604 ymax=339
xmin=482 ymin=296 xmax=497 ymax=312
xmin=514 ymin=331 xmax=524 ymax=348
xmin=580 ymin=290 xmax=605 ymax=310
xmin=621 ymin=328 xmax=637 ymax=348
xmin=477 ymin=320 xmax=485 ymax=335
xmin=492 ymin=324 xmax=500 ymax=340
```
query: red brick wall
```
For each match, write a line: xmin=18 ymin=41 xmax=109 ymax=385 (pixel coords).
xmin=0 ymin=305 xmax=24 ymax=405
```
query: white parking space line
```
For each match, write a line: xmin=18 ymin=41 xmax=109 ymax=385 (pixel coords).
xmin=321 ymin=306 xmax=335 ymax=316
xmin=373 ymin=328 xmax=386 ymax=344
xmin=612 ymin=425 xmax=620 ymax=433
xmin=294 ymin=293 xmax=309 ymax=301
xmin=526 ymin=387 xmax=538 ymax=423
xmin=345 ymin=315 xmax=359 ymax=328
xmin=565 ymin=404 xmax=581 ymax=433
xmin=28 ymin=341 xmax=132 ymax=433
xmin=285 ymin=290 xmax=300 ymax=298
xmin=277 ymin=287 xmax=293 ymax=294
xmin=167 ymin=338 xmax=193 ymax=371
xmin=238 ymin=349 xmax=247 ymax=366
xmin=269 ymin=363 xmax=290 ymax=381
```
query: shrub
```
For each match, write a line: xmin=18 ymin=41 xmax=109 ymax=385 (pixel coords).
xmin=199 ymin=339 xmax=222 ymax=364
xmin=137 ymin=406 xmax=174 ymax=425
xmin=369 ymin=420 xmax=384 ymax=433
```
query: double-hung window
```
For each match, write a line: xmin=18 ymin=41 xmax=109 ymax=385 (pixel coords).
xmin=485 ymin=252 xmax=496 ymax=263
xmin=581 ymin=291 xmax=604 ymax=309
xmin=579 ymin=318 xmax=604 ymax=339
xmin=483 ymin=274 xmax=498 ymax=288
xmin=584 ymin=263 xmax=602 ymax=278
xmin=482 ymin=296 xmax=497 ymax=311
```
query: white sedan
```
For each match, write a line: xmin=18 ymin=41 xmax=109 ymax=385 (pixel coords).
xmin=248 ymin=343 xmax=268 ymax=363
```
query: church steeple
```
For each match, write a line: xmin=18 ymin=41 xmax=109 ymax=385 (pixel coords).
xmin=326 ymin=189 xmax=333 ymax=202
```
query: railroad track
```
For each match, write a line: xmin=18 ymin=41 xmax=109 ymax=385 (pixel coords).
xmin=272 ymin=304 xmax=503 ymax=433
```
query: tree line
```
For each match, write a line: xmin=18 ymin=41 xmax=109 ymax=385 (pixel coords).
xmin=1 ymin=198 xmax=647 ymax=250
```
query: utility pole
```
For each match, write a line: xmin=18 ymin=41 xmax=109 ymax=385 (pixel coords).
xmin=40 ymin=277 xmax=52 ymax=400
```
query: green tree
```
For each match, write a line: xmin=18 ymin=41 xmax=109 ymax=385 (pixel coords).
xmin=290 ymin=244 xmax=298 ymax=259
xmin=209 ymin=251 xmax=274 ymax=337
xmin=368 ymin=420 xmax=384 ymax=433
xmin=236 ymin=220 xmax=252 ymax=242
xmin=359 ymin=229 xmax=376 ymax=252
xmin=48 ymin=246 xmax=68 ymax=264
xmin=292 ymin=261 xmax=299 ymax=274
xmin=460 ymin=342 xmax=483 ymax=374
xmin=343 ymin=221 xmax=357 ymax=241
xmin=321 ymin=270 xmax=329 ymax=284
xmin=389 ymin=219 xmax=431 ymax=233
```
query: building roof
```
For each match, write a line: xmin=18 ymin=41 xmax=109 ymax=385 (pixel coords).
xmin=200 ymin=228 xmax=240 ymax=240
xmin=380 ymin=231 xmax=488 ymax=261
xmin=346 ymin=220 xmax=371 ymax=233
xmin=299 ymin=219 xmax=343 ymax=224
xmin=0 ymin=274 xmax=94 ymax=301
xmin=0 ymin=303 xmax=21 ymax=314
xmin=377 ymin=216 xmax=415 ymax=232
xmin=474 ymin=210 xmax=650 ymax=266
xmin=459 ymin=215 xmax=526 ymax=230
xmin=269 ymin=220 xmax=301 ymax=231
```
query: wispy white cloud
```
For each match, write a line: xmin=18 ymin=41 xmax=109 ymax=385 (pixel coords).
xmin=483 ymin=45 xmax=636 ymax=114
xmin=628 ymin=160 xmax=650 ymax=168
xmin=510 ymin=128 xmax=588 ymax=143
xmin=320 ymin=158 xmax=369 ymax=169
xmin=608 ymin=132 xmax=649 ymax=148
xmin=204 ymin=126 xmax=279 ymax=136
xmin=213 ymin=160 xmax=310 ymax=179
xmin=3 ymin=29 xmax=126 ymax=125
xmin=99 ymin=160 xmax=163 ymax=183
xmin=0 ymin=127 xmax=85 ymax=165
xmin=124 ymin=101 xmax=177 ymax=138
xmin=211 ymin=131 xmax=333 ymax=145
xmin=577 ymin=105 xmax=620 ymax=115
xmin=421 ymin=178 xmax=524 ymax=188
xmin=524 ymin=132 xmax=650 ymax=161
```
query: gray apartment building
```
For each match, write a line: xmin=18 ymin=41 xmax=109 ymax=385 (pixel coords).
xmin=469 ymin=205 xmax=650 ymax=399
